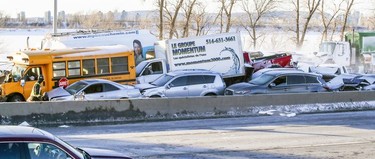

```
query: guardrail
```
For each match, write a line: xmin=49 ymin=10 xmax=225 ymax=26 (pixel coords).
xmin=1 ymin=91 xmax=375 ymax=126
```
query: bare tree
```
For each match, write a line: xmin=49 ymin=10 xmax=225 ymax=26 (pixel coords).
xmin=292 ymin=0 xmax=321 ymax=49
xmin=218 ymin=0 xmax=239 ymax=33
xmin=156 ymin=0 xmax=166 ymax=40
xmin=191 ymin=2 xmax=211 ymax=36
xmin=79 ymin=11 xmax=103 ymax=30
xmin=340 ymin=0 xmax=355 ymax=41
xmin=0 ymin=11 xmax=10 ymax=27
xmin=66 ymin=12 xmax=84 ymax=29
xmin=212 ymin=4 xmax=225 ymax=33
xmin=329 ymin=16 xmax=340 ymax=41
xmin=181 ymin=0 xmax=198 ymax=37
xmin=69 ymin=11 xmax=121 ymax=30
xmin=138 ymin=12 xmax=157 ymax=30
xmin=319 ymin=0 xmax=343 ymax=42
xmin=366 ymin=16 xmax=375 ymax=30
xmin=163 ymin=0 xmax=185 ymax=39
xmin=101 ymin=11 xmax=122 ymax=30
xmin=241 ymin=0 xmax=278 ymax=50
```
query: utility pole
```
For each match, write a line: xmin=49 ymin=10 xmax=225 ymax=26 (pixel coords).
xmin=53 ymin=0 xmax=57 ymax=34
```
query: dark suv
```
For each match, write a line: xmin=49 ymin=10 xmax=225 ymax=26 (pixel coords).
xmin=135 ymin=69 xmax=226 ymax=98
xmin=225 ymin=70 xmax=328 ymax=95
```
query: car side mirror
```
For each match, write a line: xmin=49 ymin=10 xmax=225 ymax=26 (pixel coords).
xmin=269 ymin=83 xmax=276 ymax=87
xmin=74 ymin=91 xmax=85 ymax=100
xmin=20 ymin=79 xmax=25 ymax=87
xmin=166 ymin=84 xmax=171 ymax=89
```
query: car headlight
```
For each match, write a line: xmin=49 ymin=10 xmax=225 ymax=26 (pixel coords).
xmin=51 ymin=96 xmax=72 ymax=101
xmin=51 ymin=98 xmax=65 ymax=101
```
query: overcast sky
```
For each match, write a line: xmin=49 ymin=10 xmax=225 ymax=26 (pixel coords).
xmin=0 ymin=0 xmax=373 ymax=18
xmin=0 ymin=0 xmax=155 ymax=18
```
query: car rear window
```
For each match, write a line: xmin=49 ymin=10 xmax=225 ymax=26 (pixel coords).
xmin=204 ymin=75 xmax=216 ymax=83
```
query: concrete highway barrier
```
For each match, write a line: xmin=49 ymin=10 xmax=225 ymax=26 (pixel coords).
xmin=1 ymin=91 xmax=375 ymax=126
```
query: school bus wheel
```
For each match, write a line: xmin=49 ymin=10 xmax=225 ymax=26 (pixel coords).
xmin=8 ymin=94 xmax=25 ymax=102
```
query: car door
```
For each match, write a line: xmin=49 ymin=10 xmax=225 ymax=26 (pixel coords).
xmin=187 ymin=75 xmax=207 ymax=96
xmin=286 ymin=75 xmax=308 ymax=93
xmin=139 ymin=61 xmax=165 ymax=84
xmin=305 ymin=75 xmax=324 ymax=92
xmin=23 ymin=67 xmax=43 ymax=100
xmin=82 ymin=83 xmax=106 ymax=100
xmin=164 ymin=76 xmax=189 ymax=97
xmin=102 ymin=83 xmax=122 ymax=99
xmin=268 ymin=75 xmax=287 ymax=93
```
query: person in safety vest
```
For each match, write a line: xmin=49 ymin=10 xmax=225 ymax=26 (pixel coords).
xmin=27 ymin=75 xmax=44 ymax=102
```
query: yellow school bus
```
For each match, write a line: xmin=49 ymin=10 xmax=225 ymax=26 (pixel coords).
xmin=0 ymin=45 xmax=136 ymax=102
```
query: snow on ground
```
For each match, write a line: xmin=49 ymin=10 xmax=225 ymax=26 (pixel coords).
xmin=250 ymin=100 xmax=375 ymax=118
xmin=169 ymin=100 xmax=375 ymax=120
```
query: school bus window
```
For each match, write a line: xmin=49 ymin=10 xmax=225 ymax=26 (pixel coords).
xmin=111 ymin=57 xmax=128 ymax=73
xmin=83 ymin=59 xmax=95 ymax=75
xmin=97 ymin=58 xmax=109 ymax=74
xmin=53 ymin=62 xmax=66 ymax=77
xmin=68 ymin=60 xmax=81 ymax=76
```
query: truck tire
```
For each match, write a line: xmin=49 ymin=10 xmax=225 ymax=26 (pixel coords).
xmin=9 ymin=95 xmax=25 ymax=102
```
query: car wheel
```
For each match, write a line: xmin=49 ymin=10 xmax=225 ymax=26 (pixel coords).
xmin=9 ymin=94 xmax=25 ymax=102
xmin=204 ymin=93 xmax=216 ymax=96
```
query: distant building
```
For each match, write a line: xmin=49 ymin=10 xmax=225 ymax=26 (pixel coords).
xmin=58 ymin=11 xmax=66 ymax=22
xmin=44 ymin=11 xmax=52 ymax=24
xmin=121 ymin=10 xmax=127 ymax=21
xmin=17 ymin=11 xmax=26 ymax=22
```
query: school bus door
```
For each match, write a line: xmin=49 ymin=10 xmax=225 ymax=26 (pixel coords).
xmin=23 ymin=66 xmax=45 ymax=100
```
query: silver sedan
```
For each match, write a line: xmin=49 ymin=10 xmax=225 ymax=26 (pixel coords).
xmin=46 ymin=79 xmax=141 ymax=101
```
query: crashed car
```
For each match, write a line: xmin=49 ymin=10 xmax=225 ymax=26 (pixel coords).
xmin=46 ymin=79 xmax=141 ymax=101
xmin=251 ymin=67 xmax=304 ymax=80
xmin=326 ymin=74 xmax=375 ymax=91
xmin=363 ymin=84 xmax=375 ymax=90
xmin=308 ymin=64 xmax=349 ymax=82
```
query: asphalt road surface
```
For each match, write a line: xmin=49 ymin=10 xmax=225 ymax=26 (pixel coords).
xmin=44 ymin=110 xmax=375 ymax=159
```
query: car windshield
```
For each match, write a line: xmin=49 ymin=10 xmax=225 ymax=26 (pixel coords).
xmin=65 ymin=81 xmax=88 ymax=95
xmin=151 ymin=74 xmax=174 ymax=86
xmin=249 ymin=74 xmax=275 ymax=85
